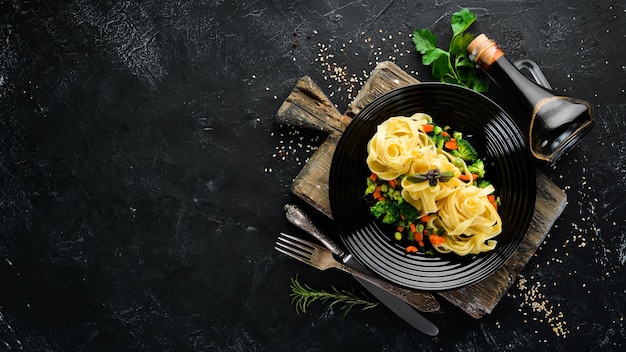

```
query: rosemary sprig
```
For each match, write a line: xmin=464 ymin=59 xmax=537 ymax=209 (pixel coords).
xmin=289 ymin=275 xmax=379 ymax=316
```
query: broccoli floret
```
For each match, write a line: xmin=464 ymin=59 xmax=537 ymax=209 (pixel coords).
xmin=386 ymin=187 xmax=404 ymax=202
xmin=369 ymin=200 xmax=388 ymax=218
xmin=477 ymin=179 xmax=491 ymax=188
xmin=369 ymin=200 xmax=400 ymax=225
xmin=430 ymin=134 xmax=445 ymax=149
xmin=398 ymin=201 xmax=419 ymax=223
xmin=456 ymin=138 xmax=478 ymax=162
xmin=467 ymin=159 xmax=486 ymax=178
xmin=381 ymin=208 xmax=400 ymax=224
xmin=365 ymin=177 xmax=377 ymax=195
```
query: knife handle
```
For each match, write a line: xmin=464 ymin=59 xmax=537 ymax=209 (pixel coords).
xmin=333 ymin=261 xmax=440 ymax=312
xmin=284 ymin=204 xmax=348 ymax=257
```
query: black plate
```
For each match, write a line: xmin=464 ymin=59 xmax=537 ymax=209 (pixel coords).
xmin=329 ymin=82 xmax=536 ymax=291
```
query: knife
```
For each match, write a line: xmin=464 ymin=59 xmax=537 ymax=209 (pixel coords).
xmin=284 ymin=204 xmax=439 ymax=336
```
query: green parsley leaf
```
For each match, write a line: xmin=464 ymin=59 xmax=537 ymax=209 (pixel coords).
xmin=411 ymin=28 xmax=437 ymax=54
xmin=455 ymin=55 xmax=475 ymax=68
xmin=451 ymin=8 xmax=476 ymax=36
xmin=422 ymin=48 xmax=448 ymax=66
xmin=430 ymin=54 xmax=452 ymax=81
xmin=472 ymin=75 xmax=491 ymax=92
xmin=450 ymin=32 xmax=475 ymax=55
xmin=411 ymin=8 xmax=489 ymax=93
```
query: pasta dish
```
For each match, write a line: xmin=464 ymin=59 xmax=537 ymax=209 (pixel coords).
xmin=364 ymin=113 xmax=501 ymax=256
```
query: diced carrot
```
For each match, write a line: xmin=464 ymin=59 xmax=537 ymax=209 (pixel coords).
xmin=418 ymin=241 xmax=425 ymax=247
xmin=441 ymin=131 xmax=450 ymax=137
xmin=369 ymin=173 xmax=378 ymax=182
xmin=373 ymin=190 xmax=382 ymax=200
xmin=396 ymin=226 xmax=404 ymax=232
xmin=409 ymin=223 xmax=417 ymax=234
xmin=422 ymin=124 xmax=434 ymax=133
xmin=430 ymin=235 xmax=445 ymax=245
xmin=420 ymin=214 xmax=431 ymax=223
xmin=415 ymin=231 xmax=423 ymax=242
xmin=459 ymin=173 xmax=478 ymax=182
xmin=405 ymin=246 xmax=419 ymax=253
xmin=444 ymin=139 xmax=458 ymax=150
xmin=389 ymin=179 xmax=397 ymax=189
xmin=488 ymin=195 xmax=498 ymax=210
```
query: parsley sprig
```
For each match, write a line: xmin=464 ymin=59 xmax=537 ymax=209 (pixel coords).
xmin=412 ymin=8 xmax=490 ymax=92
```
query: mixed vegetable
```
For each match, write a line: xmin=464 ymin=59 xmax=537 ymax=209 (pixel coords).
xmin=364 ymin=122 xmax=500 ymax=255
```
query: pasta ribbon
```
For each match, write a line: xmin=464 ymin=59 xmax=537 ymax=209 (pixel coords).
xmin=432 ymin=184 xmax=501 ymax=255
xmin=366 ymin=114 xmax=432 ymax=180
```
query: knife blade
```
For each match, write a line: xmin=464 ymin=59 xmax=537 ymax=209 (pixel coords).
xmin=284 ymin=204 xmax=439 ymax=336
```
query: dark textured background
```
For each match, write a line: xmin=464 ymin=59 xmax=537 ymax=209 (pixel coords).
xmin=1 ymin=1 xmax=624 ymax=351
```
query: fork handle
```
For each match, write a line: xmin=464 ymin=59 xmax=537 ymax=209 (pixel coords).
xmin=284 ymin=204 xmax=347 ymax=257
xmin=330 ymin=261 xmax=440 ymax=312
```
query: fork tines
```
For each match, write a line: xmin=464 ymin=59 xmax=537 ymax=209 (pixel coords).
xmin=274 ymin=232 xmax=316 ymax=263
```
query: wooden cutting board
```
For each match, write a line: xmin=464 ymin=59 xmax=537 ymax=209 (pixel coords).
xmin=275 ymin=61 xmax=567 ymax=318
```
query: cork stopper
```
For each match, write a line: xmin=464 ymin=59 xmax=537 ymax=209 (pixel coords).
xmin=467 ymin=34 xmax=504 ymax=68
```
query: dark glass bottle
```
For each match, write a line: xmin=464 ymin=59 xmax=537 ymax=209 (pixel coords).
xmin=467 ymin=34 xmax=594 ymax=163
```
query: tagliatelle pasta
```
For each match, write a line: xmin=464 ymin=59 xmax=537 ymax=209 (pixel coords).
xmin=366 ymin=114 xmax=432 ymax=180
xmin=429 ymin=184 xmax=501 ymax=255
xmin=365 ymin=113 xmax=502 ymax=256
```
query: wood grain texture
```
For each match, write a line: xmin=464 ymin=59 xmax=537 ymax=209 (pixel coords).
xmin=345 ymin=61 xmax=419 ymax=118
xmin=276 ymin=61 xmax=567 ymax=318
xmin=289 ymin=133 xmax=341 ymax=219
xmin=276 ymin=76 xmax=351 ymax=134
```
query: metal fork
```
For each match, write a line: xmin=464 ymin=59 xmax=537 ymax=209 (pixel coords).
xmin=275 ymin=232 xmax=438 ymax=312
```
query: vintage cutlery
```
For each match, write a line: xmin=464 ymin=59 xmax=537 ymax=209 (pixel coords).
xmin=275 ymin=232 xmax=439 ymax=336
xmin=284 ymin=204 xmax=440 ymax=313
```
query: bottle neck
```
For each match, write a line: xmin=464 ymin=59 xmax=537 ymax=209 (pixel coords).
xmin=487 ymin=58 xmax=553 ymax=108
xmin=467 ymin=34 xmax=504 ymax=69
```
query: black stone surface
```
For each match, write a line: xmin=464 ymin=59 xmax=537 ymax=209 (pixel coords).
xmin=1 ymin=1 xmax=624 ymax=351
